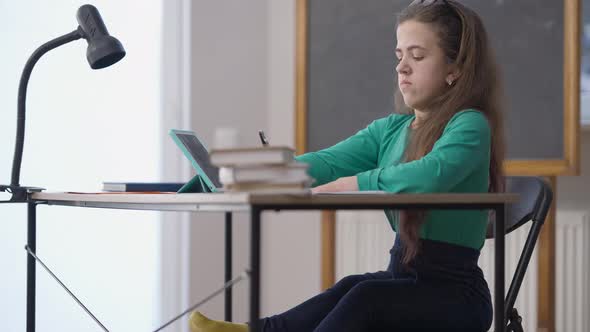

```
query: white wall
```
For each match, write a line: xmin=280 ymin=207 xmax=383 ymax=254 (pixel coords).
xmin=265 ymin=0 xmax=323 ymax=317
xmin=183 ymin=0 xmax=322 ymax=325
xmin=159 ymin=0 xmax=193 ymax=329
xmin=0 ymin=1 xmax=161 ymax=331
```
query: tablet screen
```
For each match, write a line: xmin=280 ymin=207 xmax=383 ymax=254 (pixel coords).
xmin=171 ymin=131 xmax=222 ymax=190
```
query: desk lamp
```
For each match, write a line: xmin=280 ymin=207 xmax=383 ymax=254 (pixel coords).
xmin=0 ymin=4 xmax=125 ymax=202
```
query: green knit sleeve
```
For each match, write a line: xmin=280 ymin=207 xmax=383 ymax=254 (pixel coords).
xmin=295 ymin=118 xmax=386 ymax=187
xmin=356 ymin=110 xmax=491 ymax=193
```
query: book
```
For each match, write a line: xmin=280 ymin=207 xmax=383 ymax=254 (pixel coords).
xmin=218 ymin=163 xmax=310 ymax=185
xmin=102 ymin=182 xmax=185 ymax=192
xmin=209 ymin=146 xmax=295 ymax=166
xmin=223 ymin=181 xmax=311 ymax=193
xmin=314 ymin=190 xmax=387 ymax=195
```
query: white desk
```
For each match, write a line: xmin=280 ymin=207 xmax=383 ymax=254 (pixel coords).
xmin=27 ymin=191 xmax=518 ymax=332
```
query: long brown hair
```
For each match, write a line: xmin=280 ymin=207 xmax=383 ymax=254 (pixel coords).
xmin=395 ymin=0 xmax=506 ymax=263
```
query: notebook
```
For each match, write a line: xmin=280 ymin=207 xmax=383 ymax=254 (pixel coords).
xmin=102 ymin=182 xmax=185 ymax=192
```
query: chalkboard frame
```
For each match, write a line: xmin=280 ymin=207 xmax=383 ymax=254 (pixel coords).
xmin=295 ymin=0 xmax=581 ymax=177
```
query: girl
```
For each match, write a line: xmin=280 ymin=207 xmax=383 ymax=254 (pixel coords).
xmin=191 ymin=0 xmax=505 ymax=330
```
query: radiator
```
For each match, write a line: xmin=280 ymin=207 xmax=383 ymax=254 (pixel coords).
xmin=335 ymin=210 xmax=590 ymax=332
xmin=555 ymin=211 xmax=590 ymax=332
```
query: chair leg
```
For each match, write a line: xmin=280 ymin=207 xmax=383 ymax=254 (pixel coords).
xmin=506 ymin=308 xmax=524 ymax=332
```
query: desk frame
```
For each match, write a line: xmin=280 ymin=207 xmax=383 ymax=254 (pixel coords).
xmin=26 ymin=192 xmax=516 ymax=332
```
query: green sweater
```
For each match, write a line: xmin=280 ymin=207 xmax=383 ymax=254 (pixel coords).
xmin=295 ymin=109 xmax=491 ymax=250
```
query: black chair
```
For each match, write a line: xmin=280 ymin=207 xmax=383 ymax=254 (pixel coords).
xmin=486 ymin=176 xmax=553 ymax=332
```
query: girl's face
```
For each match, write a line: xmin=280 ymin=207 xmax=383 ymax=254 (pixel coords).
xmin=395 ymin=20 xmax=457 ymax=112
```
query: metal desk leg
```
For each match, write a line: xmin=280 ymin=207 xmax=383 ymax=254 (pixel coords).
xmin=249 ymin=207 xmax=261 ymax=332
xmin=27 ymin=202 xmax=37 ymax=332
xmin=225 ymin=212 xmax=233 ymax=322
xmin=494 ymin=204 xmax=506 ymax=332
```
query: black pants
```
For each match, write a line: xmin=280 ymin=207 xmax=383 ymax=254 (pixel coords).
xmin=260 ymin=235 xmax=493 ymax=331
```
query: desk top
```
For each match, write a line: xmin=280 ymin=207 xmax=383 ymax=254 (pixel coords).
xmin=31 ymin=191 xmax=519 ymax=212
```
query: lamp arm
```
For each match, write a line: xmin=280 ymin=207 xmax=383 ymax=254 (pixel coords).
xmin=0 ymin=28 xmax=84 ymax=202
xmin=11 ymin=28 xmax=84 ymax=187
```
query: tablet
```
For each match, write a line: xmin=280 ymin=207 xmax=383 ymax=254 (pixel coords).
xmin=169 ymin=129 xmax=222 ymax=192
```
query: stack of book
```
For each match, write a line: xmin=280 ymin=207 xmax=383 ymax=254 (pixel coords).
xmin=209 ymin=146 xmax=312 ymax=192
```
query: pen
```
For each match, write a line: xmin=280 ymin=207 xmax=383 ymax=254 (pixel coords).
xmin=258 ymin=130 xmax=269 ymax=146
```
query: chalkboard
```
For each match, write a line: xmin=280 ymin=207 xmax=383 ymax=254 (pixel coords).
xmin=297 ymin=0 xmax=580 ymax=175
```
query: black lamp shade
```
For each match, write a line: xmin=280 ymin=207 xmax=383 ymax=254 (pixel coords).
xmin=76 ymin=4 xmax=126 ymax=69
xmin=86 ymin=35 xmax=125 ymax=69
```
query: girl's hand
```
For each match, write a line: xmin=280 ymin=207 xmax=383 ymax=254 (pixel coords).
xmin=311 ymin=176 xmax=359 ymax=194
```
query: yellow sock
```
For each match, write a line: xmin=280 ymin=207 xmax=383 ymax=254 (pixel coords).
xmin=189 ymin=311 xmax=249 ymax=332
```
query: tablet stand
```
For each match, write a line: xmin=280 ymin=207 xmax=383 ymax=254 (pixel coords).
xmin=178 ymin=174 xmax=213 ymax=193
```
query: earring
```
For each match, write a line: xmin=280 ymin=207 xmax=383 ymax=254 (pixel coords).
xmin=446 ymin=78 xmax=453 ymax=86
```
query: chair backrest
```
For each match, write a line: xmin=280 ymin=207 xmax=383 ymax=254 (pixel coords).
xmin=486 ymin=176 xmax=552 ymax=238
xmin=485 ymin=176 xmax=553 ymax=316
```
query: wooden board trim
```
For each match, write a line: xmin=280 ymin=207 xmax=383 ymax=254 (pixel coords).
xmin=295 ymin=0 xmax=308 ymax=156
xmin=321 ymin=210 xmax=336 ymax=290
xmin=537 ymin=176 xmax=557 ymax=332
xmin=563 ymin=0 xmax=581 ymax=176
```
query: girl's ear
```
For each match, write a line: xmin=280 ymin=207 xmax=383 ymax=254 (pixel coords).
xmin=446 ymin=65 xmax=462 ymax=85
